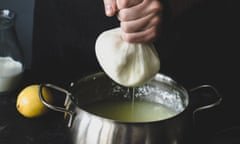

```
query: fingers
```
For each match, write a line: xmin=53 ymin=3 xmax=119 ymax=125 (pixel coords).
xmin=116 ymin=0 xmax=143 ymax=10
xmin=118 ymin=0 xmax=162 ymax=43
xmin=121 ymin=26 xmax=159 ymax=43
xmin=103 ymin=0 xmax=162 ymax=43
xmin=118 ymin=0 xmax=162 ymax=22
xmin=120 ymin=12 xmax=161 ymax=33
xmin=103 ymin=0 xmax=118 ymax=17
xmin=104 ymin=0 xmax=143 ymax=17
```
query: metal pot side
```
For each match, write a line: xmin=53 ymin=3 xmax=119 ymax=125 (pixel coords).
xmin=39 ymin=72 xmax=221 ymax=144
xmin=66 ymin=72 xmax=192 ymax=144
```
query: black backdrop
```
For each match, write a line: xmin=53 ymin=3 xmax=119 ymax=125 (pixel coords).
xmin=31 ymin=0 xmax=238 ymax=140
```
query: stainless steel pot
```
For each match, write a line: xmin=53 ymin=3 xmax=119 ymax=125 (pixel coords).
xmin=39 ymin=72 xmax=222 ymax=144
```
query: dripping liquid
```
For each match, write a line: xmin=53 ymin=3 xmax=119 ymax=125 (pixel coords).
xmin=130 ymin=87 xmax=135 ymax=121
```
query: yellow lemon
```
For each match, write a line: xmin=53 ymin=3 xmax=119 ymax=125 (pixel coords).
xmin=16 ymin=84 xmax=53 ymax=118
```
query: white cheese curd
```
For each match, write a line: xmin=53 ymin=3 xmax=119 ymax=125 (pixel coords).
xmin=95 ymin=27 xmax=160 ymax=87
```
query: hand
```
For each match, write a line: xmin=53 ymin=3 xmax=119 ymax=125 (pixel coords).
xmin=103 ymin=0 xmax=118 ymax=17
xmin=103 ymin=0 xmax=162 ymax=43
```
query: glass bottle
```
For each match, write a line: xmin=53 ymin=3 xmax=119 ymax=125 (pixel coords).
xmin=0 ymin=9 xmax=25 ymax=94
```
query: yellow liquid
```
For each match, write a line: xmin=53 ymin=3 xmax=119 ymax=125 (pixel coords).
xmin=84 ymin=100 xmax=177 ymax=122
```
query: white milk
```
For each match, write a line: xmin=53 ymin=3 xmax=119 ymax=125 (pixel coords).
xmin=0 ymin=57 xmax=23 ymax=93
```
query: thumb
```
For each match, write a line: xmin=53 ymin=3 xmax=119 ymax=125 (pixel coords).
xmin=103 ymin=0 xmax=117 ymax=17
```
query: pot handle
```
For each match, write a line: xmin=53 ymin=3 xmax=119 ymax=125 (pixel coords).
xmin=189 ymin=85 xmax=222 ymax=121
xmin=39 ymin=83 xmax=74 ymax=127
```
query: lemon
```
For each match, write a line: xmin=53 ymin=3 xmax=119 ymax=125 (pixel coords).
xmin=16 ymin=84 xmax=53 ymax=118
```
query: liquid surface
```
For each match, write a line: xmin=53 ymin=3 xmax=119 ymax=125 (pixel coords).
xmin=84 ymin=100 xmax=178 ymax=122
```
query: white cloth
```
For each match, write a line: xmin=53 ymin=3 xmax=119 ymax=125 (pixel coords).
xmin=95 ymin=27 xmax=160 ymax=87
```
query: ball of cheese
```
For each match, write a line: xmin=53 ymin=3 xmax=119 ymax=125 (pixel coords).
xmin=95 ymin=27 xmax=160 ymax=87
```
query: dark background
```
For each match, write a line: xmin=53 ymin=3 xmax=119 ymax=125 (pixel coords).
xmin=1 ymin=0 xmax=239 ymax=143
xmin=32 ymin=0 xmax=238 ymax=113
xmin=32 ymin=0 xmax=239 ymax=137
xmin=32 ymin=0 xmax=239 ymax=136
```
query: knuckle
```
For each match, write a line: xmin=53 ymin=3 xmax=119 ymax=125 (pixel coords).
xmin=117 ymin=0 xmax=129 ymax=9
xmin=120 ymin=23 xmax=130 ymax=33
xmin=121 ymin=22 xmax=137 ymax=33
xmin=122 ymin=33 xmax=134 ymax=43
xmin=153 ymin=15 xmax=161 ymax=25
xmin=148 ymin=27 xmax=158 ymax=40
xmin=120 ymin=22 xmax=126 ymax=31
xmin=118 ymin=10 xmax=128 ymax=21
xmin=151 ymin=1 xmax=162 ymax=13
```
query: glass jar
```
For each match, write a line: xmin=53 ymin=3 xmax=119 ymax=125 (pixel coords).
xmin=0 ymin=9 xmax=24 ymax=94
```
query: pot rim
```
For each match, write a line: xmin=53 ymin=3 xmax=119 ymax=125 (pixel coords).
xmin=39 ymin=72 xmax=221 ymax=127
xmin=68 ymin=71 xmax=190 ymax=124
